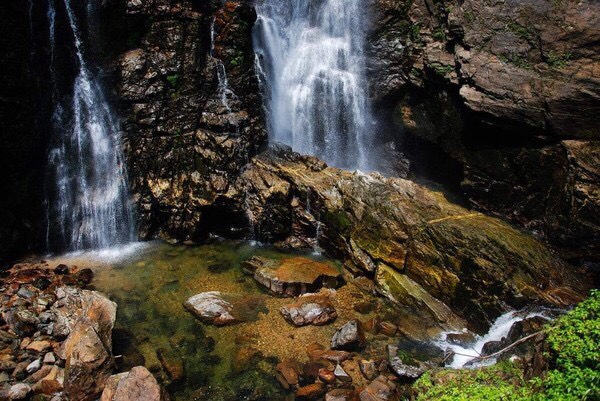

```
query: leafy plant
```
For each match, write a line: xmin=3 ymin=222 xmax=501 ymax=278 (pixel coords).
xmin=412 ymin=290 xmax=600 ymax=400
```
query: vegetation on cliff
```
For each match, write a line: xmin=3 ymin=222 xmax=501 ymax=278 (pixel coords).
xmin=413 ymin=289 xmax=600 ymax=400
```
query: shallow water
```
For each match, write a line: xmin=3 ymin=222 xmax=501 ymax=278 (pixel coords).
xmin=82 ymin=240 xmax=352 ymax=400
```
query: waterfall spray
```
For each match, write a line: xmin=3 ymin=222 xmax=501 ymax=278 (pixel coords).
xmin=46 ymin=0 xmax=135 ymax=251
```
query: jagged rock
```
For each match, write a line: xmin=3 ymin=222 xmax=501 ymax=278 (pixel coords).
xmin=7 ymin=383 xmax=31 ymax=400
xmin=100 ymin=366 xmax=167 ymax=401
xmin=318 ymin=368 xmax=336 ymax=384
xmin=333 ymin=364 xmax=352 ymax=383
xmin=368 ymin=0 xmax=600 ymax=259
xmin=306 ymin=343 xmax=352 ymax=363
xmin=387 ymin=345 xmax=425 ymax=381
xmin=184 ymin=291 xmax=264 ymax=326
xmin=115 ymin=0 xmax=266 ymax=241
xmin=26 ymin=359 xmax=41 ymax=374
xmin=359 ymin=360 xmax=379 ymax=381
xmin=331 ymin=321 xmax=366 ymax=351
xmin=52 ymin=287 xmax=117 ymax=401
xmin=244 ymin=256 xmax=343 ymax=297
xmin=358 ymin=375 xmax=399 ymax=401
xmin=280 ymin=291 xmax=337 ymax=326
xmin=445 ymin=332 xmax=476 ymax=345
xmin=326 ymin=389 xmax=357 ymax=401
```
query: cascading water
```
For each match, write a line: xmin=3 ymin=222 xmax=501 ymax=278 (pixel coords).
xmin=253 ymin=0 xmax=374 ymax=170
xmin=46 ymin=0 xmax=135 ymax=251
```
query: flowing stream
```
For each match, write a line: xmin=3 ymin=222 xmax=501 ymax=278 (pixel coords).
xmin=253 ymin=0 xmax=374 ymax=170
xmin=46 ymin=0 xmax=135 ymax=251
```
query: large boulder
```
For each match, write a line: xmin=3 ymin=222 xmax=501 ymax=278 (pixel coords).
xmin=367 ymin=0 xmax=600 ymax=260
xmin=243 ymin=256 xmax=344 ymax=297
xmin=228 ymin=148 xmax=587 ymax=332
xmin=183 ymin=291 xmax=265 ymax=326
xmin=100 ymin=366 xmax=167 ymax=401
xmin=52 ymin=287 xmax=117 ymax=401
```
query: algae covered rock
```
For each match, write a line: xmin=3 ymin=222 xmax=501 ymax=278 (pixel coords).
xmin=243 ymin=256 xmax=344 ymax=297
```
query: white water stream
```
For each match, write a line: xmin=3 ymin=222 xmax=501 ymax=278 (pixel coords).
xmin=253 ymin=0 xmax=374 ymax=170
xmin=435 ymin=309 xmax=551 ymax=368
xmin=46 ymin=0 xmax=135 ymax=251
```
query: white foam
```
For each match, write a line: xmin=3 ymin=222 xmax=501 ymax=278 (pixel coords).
xmin=435 ymin=309 xmax=550 ymax=368
xmin=53 ymin=241 xmax=154 ymax=265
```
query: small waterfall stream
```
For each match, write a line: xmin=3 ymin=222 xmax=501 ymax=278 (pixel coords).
xmin=46 ymin=0 xmax=135 ymax=252
xmin=253 ymin=0 xmax=374 ymax=170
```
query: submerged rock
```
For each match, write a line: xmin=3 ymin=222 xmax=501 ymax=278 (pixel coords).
xmin=244 ymin=256 xmax=343 ymax=297
xmin=184 ymin=291 xmax=264 ymax=326
xmin=331 ymin=320 xmax=366 ymax=351
xmin=280 ymin=291 xmax=337 ymax=326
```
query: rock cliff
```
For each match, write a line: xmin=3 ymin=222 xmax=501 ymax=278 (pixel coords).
xmin=368 ymin=0 xmax=600 ymax=262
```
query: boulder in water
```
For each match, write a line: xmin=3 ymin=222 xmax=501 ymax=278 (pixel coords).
xmin=331 ymin=320 xmax=366 ymax=351
xmin=184 ymin=291 xmax=264 ymax=326
xmin=280 ymin=291 xmax=337 ymax=326
xmin=244 ymin=256 xmax=343 ymax=297
xmin=100 ymin=366 xmax=167 ymax=401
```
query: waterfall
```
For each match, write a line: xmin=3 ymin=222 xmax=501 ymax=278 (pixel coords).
xmin=253 ymin=0 xmax=374 ymax=170
xmin=46 ymin=0 xmax=135 ymax=251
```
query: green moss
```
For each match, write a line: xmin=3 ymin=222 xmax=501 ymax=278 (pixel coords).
xmin=546 ymin=50 xmax=572 ymax=69
xmin=415 ymin=362 xmax=534 ymax=400
xmin=412 ymin=290 xmax=600 ymax=400
xmin=432 ymin=27 xmax=447 ymax=42
xmin=464 ymin=10 xmax=475 ymax=24
xmin=410 ymin=24 xmax=422 ymax=42
xmin=322 ymin=209 xmax=352 ymax=233
xmin=430 ymin=62 xmax=455 ymax=76
xmin=506 ymin=21 xmax=536 ymax=43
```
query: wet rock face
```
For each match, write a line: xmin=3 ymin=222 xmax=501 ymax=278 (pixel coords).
xmin=228 ymin=148 xmax=588 ymax=331
xmin=114 ymin=0 xmax=266 ymax=242
xmin=368 ymin=0 xmax=600 ymax=260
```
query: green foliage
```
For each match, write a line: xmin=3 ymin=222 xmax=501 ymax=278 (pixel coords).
xmin=410 ymin=24 xmax=422 ymax=42
xmin=430 ymin=63 xmax=455 ymax=76
xmin=546 ymin=50 xmax=572 ymax=69
xmin=166 ymin=74 xmax=181 ymax=89
xmin=432 ymin=27 xmax=447 ymax=42
xmin=506 ymin=21 xmax=536 ymax=42
xmin=413 ymin=290 xmax=600 ymax=400
xmin=542 ymin=289 xmax=600 ymax=400
xmin=414 ymin=362 xmax=534 ymax=400
xmin=230 ymin=54 xmax=244 ymax=68
xmin=464 ymin=10 xmax=475 ymax=24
